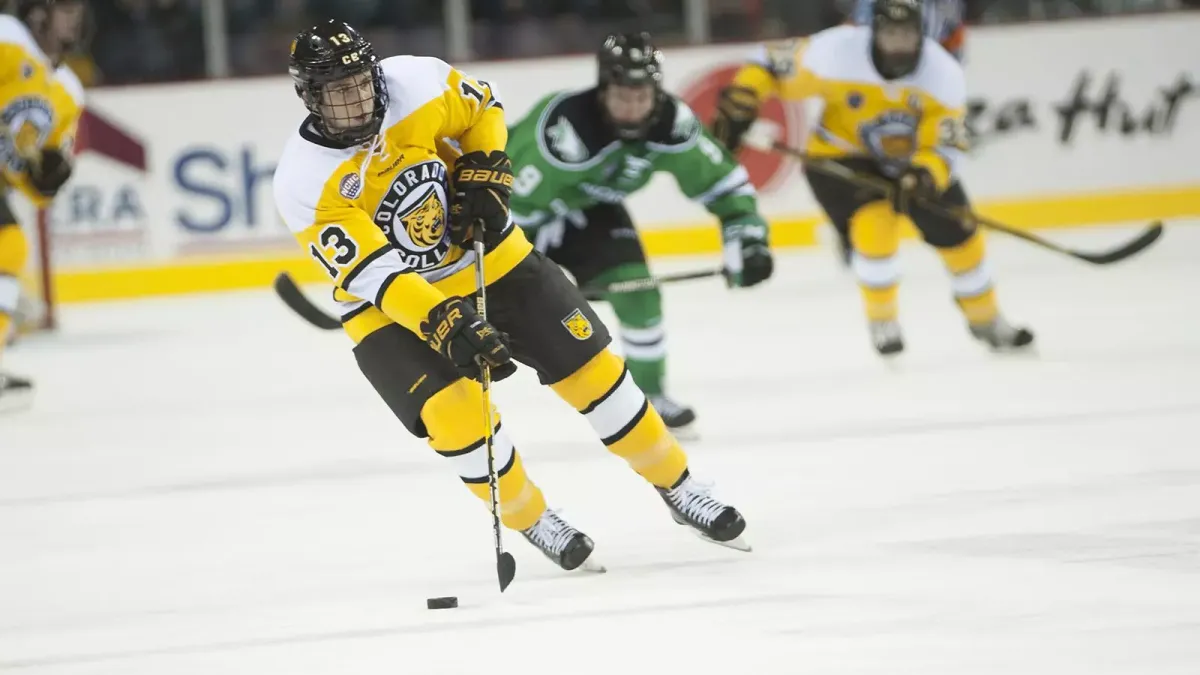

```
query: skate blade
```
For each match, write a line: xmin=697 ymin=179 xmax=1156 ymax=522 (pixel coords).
xmin=700 ymin=532 xmax=752 ymax=552
xmin=681 ymin=523 xmax=752 ymax=553
xmin=578 ymin=557 xmax=607 ymax=574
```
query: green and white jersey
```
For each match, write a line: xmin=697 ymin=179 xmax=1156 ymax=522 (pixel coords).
xmin=506 ymin=87 xmax=765 ymax=232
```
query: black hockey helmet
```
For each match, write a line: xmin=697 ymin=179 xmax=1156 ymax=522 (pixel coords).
xmin=871 ymin=0 xmax=924 ymax=79
xmin=596 ymin=32 xmax=665 ymax=141
xmin=289 ymin=20 xmax=388 ymax=146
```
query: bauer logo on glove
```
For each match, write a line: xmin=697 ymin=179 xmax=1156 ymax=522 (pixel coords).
xmin=449 ymin=150 xmax=514 ymax=247
xmin=420 ymin=297 xmax=517 ymax=382
xmin=425 ymin=305 xmax=464 ymax=353
xmin=456 ymin=168 xmax=515 ymax=189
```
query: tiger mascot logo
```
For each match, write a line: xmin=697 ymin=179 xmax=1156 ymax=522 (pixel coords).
xmin=401 ymin=190 xmax=446 ymax=249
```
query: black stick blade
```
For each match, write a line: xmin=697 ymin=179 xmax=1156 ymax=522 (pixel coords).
xmin=497 ymin=552 xmax=516 ymax=592
xmin=1074 ymin=222 xmax=1164 ymax=265
xmin=273 ymin=273 xmax=342 ymax=330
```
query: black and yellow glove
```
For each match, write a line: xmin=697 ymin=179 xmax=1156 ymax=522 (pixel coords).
xmin=891 ymin=165 xmax=939 ymax=216
xmin=420 ymin=296 xmax=517 ymax=382
xmin=449 ymin=150 xmax=514 ymax=248
xmin=27 ymin=148 xmax=73 ymax=198
xmin=711 ymin=85 xmax=760 ymax=153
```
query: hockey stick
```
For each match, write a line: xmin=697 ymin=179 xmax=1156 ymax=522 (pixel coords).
xmin=275 ymin=264 xmax=731 ymax=333
xmin=579 ymin=267 xmax=726 ymax=300
xmin=273 ymin=272 xmax=342 ymax=330
xmin=473 ymin=238 xmax=517 ymax=593
xmin=767 ymin=142 xmax=1164 ymax=266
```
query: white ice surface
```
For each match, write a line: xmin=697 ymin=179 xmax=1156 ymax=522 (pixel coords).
xmin=2 ymin=222 xmax=1199 ymax=674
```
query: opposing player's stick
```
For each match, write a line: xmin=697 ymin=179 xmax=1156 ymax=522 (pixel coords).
xmin=763 ymin=141 xmax=1164 ymax=266
xmin=274 ymin=264 xmax=732 ymax=332
xmin=472 ymin=238 xmax=517 ymax=593
xmin=579 ymin=267 xmax=727 ymax=300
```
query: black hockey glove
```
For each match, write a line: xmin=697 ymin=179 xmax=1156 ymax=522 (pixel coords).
xmin=891 ymin=165 xmax=939 ymax=216
xmin=27 ymin=148 xmax=73 ymax=198
xmin=420 ymin=296 xmax=517 ymax=382
xmin=711 ymin=85 xmax=760 ymax=153
xmin=721 ymin=217 xmax=773 ymax=288
xmin=449 ymin=150 xmax=514 ymax=249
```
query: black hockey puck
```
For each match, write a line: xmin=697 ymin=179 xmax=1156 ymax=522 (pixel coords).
xmin=426 ymin=596 xmax=458 ymax=610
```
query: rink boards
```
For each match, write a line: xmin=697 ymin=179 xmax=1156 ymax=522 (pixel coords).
xmin=24 ymin=13 xmax=1200 ymax=303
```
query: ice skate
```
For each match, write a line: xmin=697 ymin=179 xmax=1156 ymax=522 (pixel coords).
xmin=521 ymin=508 xmax=605 ymax=573
xmin=657 ymin=470 xmax=750 ymax=552
xmin=969 ymin=315 xmax=1034 ymax=351
xmin=649 ymin=394 xmax=697 ymax=438
xmin=0 ymin=372 xmax=33 ymax=413
xmin=868 ymin=319 xmax=904 ymax=356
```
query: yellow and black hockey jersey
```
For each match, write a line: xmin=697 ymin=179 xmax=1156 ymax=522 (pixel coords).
xmin=0 ymin=14 xmax=84 ymax=207
xmin=273 ymin=55 xmax=532 ymax=343
xmin=732 ymin=25 xmax=968 ymax=189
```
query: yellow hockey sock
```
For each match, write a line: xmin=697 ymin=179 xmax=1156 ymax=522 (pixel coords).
xmin=937 ymin=231 xmax=998 ymax=325
xmin=849 ymin=201 xmax=901 ymax=322
xmin=0 ymin=224 xmax=29 ymax=361
xmin=552 ymin=349 xmax=688 ymax=489
xmin=421 ymin=378 xmax=547 ymax=532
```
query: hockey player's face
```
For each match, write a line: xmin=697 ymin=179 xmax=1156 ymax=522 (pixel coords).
xmin=49 ymin=3 xmax=86 ymax=48
xmin=875 ymin=22 xmax=921 ymax=62
xmin=602 ymin=84 xmax=656 ymax=126
xmin=318 ymin=71 xmax=376 ymax=131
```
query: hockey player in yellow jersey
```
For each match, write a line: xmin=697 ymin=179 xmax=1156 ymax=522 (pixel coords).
xmin=0 ymin=0 xmax=85 ymax=410
xmin=273 ymin=20 xmax=750 ymax=571
xmin=711 ymin=0 xmax=1033 ymax=355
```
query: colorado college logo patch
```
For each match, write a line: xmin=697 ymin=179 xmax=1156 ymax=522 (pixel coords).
xmin=561 ymin=308 xmax=593 ymax=341
xmin=339 ymin=173 xmax=362 ymax=199
xmin=0 ymin=97 xmax=53 ymax=172
xmin=373 ymin=159 xmax=451 ymax=271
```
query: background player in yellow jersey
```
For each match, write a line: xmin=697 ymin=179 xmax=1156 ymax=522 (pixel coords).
xmin=273 ymin=21 xmax=750 ymax=572
xmin=712 ymin=0 xmax=1033 ymax=356
xmin=0 ymin=0 xmax=85 ymax=410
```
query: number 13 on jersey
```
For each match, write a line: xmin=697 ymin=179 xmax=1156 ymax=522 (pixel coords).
xmin=309 ymin=224 xmax=359 ymax=278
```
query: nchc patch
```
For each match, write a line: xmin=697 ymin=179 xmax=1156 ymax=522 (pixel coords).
xmin=561 ymin=308 xmax=594 ymax=341
xmin=339 ymin=172 xmax=363 ymax=199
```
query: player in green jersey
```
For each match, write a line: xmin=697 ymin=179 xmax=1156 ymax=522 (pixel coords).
xmin=506 ymin=32 xmax=775 ymax=435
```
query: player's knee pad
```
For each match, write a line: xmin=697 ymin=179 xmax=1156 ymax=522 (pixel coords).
xmin=0 ymin=224 xmax=29 ymax=276
xmin=599 ymin=264 xmax=665 ymax=364
xmin=849 ymin=202 xmax=900 ymax=305
xmin=422 ymin=378 xmax=498 ymax=458
xmin=849 ymin=201 xmax=900 ymax=258
xmin=0 ymin=225 xmax=29 ymax=316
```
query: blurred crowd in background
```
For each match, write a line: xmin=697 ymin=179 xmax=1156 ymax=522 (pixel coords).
xmin=52 ymin=0 xmax=1200 ymax=87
